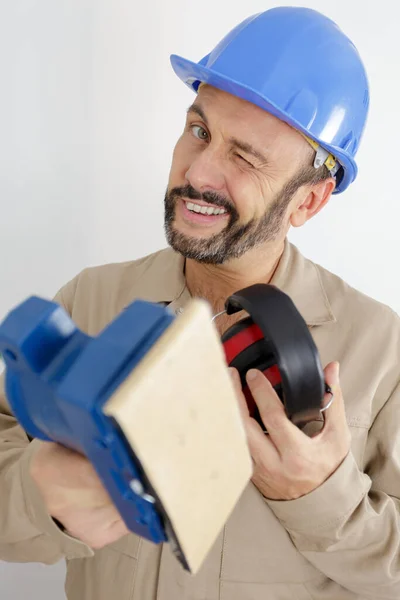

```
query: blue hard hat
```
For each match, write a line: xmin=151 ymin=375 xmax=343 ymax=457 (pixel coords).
xmin=170 ymin=7 xmax=370 ymax=193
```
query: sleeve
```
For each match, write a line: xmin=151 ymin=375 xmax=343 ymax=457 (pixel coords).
xmin=265 ymin=380 xmax=400 ymax=599
xmin=0 ymin=281 xmax=94 ymax=564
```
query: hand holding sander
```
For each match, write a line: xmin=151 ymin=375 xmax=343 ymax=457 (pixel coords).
xmin=0 ymin=284 xmax=327 ymax=574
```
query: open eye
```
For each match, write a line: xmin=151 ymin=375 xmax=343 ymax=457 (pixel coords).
xmin=191 ymin=125 xmax=209 ymax=141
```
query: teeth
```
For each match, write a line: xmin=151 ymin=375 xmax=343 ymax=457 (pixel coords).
xmin=186 ymin=202 xmax=201 ymax=213
xmin=186 ymin=201 xmax=227 ymax=216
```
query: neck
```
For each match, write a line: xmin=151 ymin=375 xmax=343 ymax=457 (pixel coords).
xmin=185 ymin=239 xmax=285 ymax=314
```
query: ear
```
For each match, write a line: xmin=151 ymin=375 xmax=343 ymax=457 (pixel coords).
xmin=290 ymin=178 xmax=336 ymax=228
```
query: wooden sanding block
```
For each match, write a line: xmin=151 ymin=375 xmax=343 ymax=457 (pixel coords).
xmin=103 ymin=299 xmax=253 ymax=574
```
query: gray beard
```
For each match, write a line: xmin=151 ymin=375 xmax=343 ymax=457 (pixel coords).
xmin=164 ymin=180 xmax=298 ymax=265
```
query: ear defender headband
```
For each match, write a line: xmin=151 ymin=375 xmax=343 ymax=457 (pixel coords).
xmin=220 ymin=284 xmax=332 ymax=429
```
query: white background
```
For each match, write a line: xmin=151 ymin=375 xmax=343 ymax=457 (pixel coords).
xmin=1 ymin=1 xmax=400 ymax=598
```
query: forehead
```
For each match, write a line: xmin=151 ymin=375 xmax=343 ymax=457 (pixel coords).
xmin=193 ymin=84 xmax=306 ymax=153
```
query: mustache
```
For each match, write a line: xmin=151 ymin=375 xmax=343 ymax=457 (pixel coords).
xmin=168 ymin=184 xmax=236 ymax=215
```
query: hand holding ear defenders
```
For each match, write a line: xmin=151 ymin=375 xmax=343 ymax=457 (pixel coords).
xmin=221 ymin=284 xmax=328 ymax=428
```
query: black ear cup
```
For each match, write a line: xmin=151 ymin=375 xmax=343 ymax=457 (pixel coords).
xmin=221 ymin=284 xmax=326 ymax=427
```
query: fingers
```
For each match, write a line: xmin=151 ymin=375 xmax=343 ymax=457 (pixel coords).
xmin=321 ymin=362 xmax=347 ymax=433
xmin=245 ymin=369 xmax=304 ymax=449
xmin=229 ymin=363 xmax=351 ymax=501
xmin=229 ymin=367 xmax=278 ymax=464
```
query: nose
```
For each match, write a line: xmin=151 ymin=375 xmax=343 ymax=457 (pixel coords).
xmin=185 ymin=147 xmax=226 ymax=194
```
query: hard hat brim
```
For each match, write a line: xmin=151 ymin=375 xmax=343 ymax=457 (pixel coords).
xmin=170 ymin=54 xmax=357 ymax=194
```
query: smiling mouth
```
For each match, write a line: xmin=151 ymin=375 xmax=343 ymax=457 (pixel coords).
xmin=183 ymin=200 xmax=228 ymax=216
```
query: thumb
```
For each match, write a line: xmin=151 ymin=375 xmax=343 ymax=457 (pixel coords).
xmin=324 ymin=361 xmax=340 ymax=391
xmin=321 ymin=361 xmax=346 ymax=431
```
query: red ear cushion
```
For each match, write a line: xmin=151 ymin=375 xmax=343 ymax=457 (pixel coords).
xmin=222 ymin=319 xmax=283 ymax=427
xmin=223 ymin=322 xmax=264 ymax=364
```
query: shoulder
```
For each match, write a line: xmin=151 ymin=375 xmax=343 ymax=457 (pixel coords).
xmin=314 ymin=260 xmax=400 ymax=393
xmin=309 ymin=258 xmax=400 ymax=418
xmin=56 ymin=247 xmax=179 ymax=333
xmin=316 ymin=261 xmax=400 ymax=333
xmin=75 ymin=247 xmax=175 ymax=288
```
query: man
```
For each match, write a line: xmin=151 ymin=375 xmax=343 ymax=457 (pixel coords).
xmin=1 ymin=6 xmax=400 ymax=600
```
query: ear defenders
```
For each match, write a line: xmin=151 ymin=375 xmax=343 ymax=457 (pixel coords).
xmin=221 ymin=284 xmax=328 ymax=429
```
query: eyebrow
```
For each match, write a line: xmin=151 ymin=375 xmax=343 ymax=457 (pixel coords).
xmin=229 ymin=137 xmax=267 ymax=165
xmin=187 ymin=103 xmax=208 ymax=125
xmin=187 ymin=103 xmax=267 ymax=165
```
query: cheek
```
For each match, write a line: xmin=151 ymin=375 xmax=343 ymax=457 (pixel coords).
xmin=227 ymin=172 xmax=269 ymax=220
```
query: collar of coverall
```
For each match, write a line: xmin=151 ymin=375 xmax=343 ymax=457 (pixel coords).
xmin=129 ymin=240 xmax=336 ymax=327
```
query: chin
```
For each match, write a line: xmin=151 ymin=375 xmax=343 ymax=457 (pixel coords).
xmin=175 ymin=224 xmax=219 ymax=241
xmin=172 ymin=214 xmax=224 ymax=238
